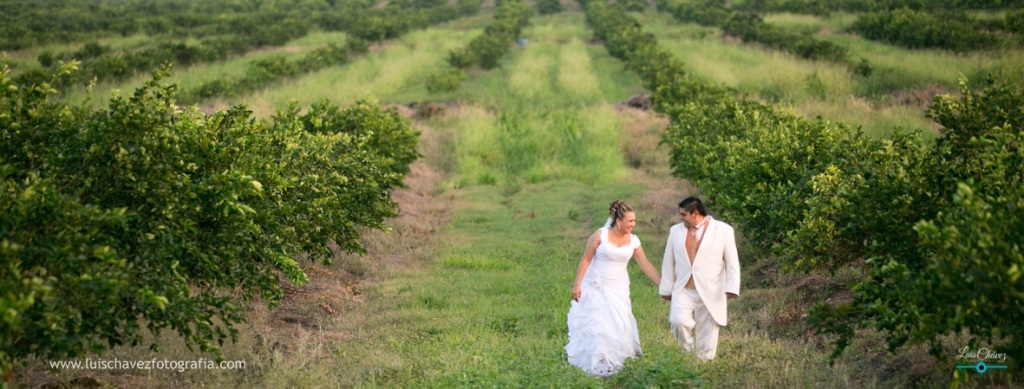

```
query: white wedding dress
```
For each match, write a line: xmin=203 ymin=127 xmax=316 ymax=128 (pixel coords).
xmin=565 ymin=227 xmax=643 ymax=377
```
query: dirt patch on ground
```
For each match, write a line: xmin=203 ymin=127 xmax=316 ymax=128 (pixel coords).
xmin=616 ymin=94 xmax=652 ymax=111
xmin=194 ymin=101 xmax=230 ymax=116
xmin=368 ymin=41 xmax=390 ymax=52
xmin=617 ymin=103 xmax=673 ymax=176
xmin=614 ymin=106 xmax=696 ymax=237
xmin=256 ymin=119 xmax=451 ymax=349
xmin=721 ymin=33 xmax=743 ymax=45
xmin=246 ymin=45 xmax=303 ymax=56
xmin=387 ymin=101 xmax=466 ymax=120
xmin=887 ymin=85 xmax=956 ymax=110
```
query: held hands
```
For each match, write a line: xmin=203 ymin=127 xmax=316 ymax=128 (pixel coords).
xmin=661 ymin=293 xmax=738 ymax=301
xmin=572 ymin=284 xmax=582 ymax=302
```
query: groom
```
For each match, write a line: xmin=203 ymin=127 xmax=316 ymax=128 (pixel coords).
xmin=659 ymin=197 xmax=740 ymax=361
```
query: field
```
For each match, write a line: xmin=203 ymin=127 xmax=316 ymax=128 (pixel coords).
xmin=4 ymin=0 xmax=1023 ymax=387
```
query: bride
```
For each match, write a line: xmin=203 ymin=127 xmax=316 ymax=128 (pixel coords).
xmin=566 ymin=200 xmax=661 ymax=377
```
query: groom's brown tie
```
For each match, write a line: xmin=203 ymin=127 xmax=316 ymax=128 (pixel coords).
xmin=685 ymin=227 xmax=698 ymax=264
xmin=684 ymin=225 xmax=699 ymax=289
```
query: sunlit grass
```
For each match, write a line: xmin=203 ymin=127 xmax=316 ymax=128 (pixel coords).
xmin=642 ymin=13 xmax=857 ymax=101
xmin=57 ymin=32 xmax=349 ymax=108
xmin=761 ymin=11 xmax=1024 ymax=92
xmin=792 ymin=97 xmax=940 ymax=137
xmin=329 ymin=180 xmax=683 ymax=387
xmin=433 ymin=104 xmax=627 ymax=190
xmin=241 ymin=28 xmax=471 ymax=117
xmin=556 ymin=38 xmax=602 ymax=104
xmin=4 ymin=34 xmax=158 ymax=65
xmin=762 ymin=12 xmax=830 ymax=34
xmin=507 ymin=42 xmax=556 ymax=103
xmin=639 ymin=12 xmax=948 ymax=136
xmin=823 ymin=33 xmax=1024 ymax=92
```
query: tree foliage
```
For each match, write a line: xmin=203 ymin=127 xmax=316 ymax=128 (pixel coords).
xmin=659 ymin=0 xmax=871 ymax=76
xmin=849 ymin=8 xmax=1005 ymax=52
xmin=0 ymin=61 xmax=419 ymax=376
xmin=448 ymin=1 xmax=533 ymax=70
xmin=585 ymin=0 xmax=1024 ymax=378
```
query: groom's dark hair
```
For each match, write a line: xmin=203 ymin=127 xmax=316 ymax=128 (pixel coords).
xmin=679 ymin=197 xmax=707 ymax=216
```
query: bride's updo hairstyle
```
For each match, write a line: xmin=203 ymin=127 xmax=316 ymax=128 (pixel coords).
xmin=608 ymin=200 xmax=633 ymax=228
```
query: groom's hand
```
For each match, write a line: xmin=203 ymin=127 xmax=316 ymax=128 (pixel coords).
xmin=661 ymin=295 xmax=671 ymax=301
xmin=726 ymin=292 xmax=738 ymax=299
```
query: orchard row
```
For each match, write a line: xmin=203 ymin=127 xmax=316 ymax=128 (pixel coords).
xmin=584 ymin=0 xmax=1023 ymax=372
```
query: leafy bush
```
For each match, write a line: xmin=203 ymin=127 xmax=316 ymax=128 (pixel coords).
xmin=585 ymin=0 xmax=1024 ymax=376
xmin=536 ymin=0 xmax=563 ymax=15
xmin=849 ymin=8 xmax=1003 ymax=52
xmin=448 ymin=1 xmax=533 ymax=70
xmin=0 ymin=62 xmax=418 ymax=376
xmin=808 ymin=78 xmax=1024 ymax=366
xmin=426 ymin=68 xmax=467 ymax=93
xmin=661 ymin=0 xmax=867 ymax=75
xmin=618 ymin=0 xmax=647 ymax=12
xmin=1007 ymin=10 xmax=1024 ymax=34
xmin=736 ymin=0 xmax=1024 ymax=14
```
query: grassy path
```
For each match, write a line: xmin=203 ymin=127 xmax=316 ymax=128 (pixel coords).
xmin=336 ymin=181 xmax=707 ymax=387
xmin=322 ymin=11 xmax=860 ymax=388
xmin=323 ymin=10 xmax=705 ymax=387
xmin=324 ymin=11 xmax=965 ymax=388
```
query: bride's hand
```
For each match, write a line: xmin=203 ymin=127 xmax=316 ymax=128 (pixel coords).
xmin=572 ymin=284 xmax=582 ymax=301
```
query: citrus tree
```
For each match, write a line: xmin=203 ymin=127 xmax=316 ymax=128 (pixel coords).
xmin=0 ymin=61 xmax=418 ymax=375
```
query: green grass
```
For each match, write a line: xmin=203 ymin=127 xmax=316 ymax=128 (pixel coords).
xmin=240 ymin=29 xmax=468 ymax=117
xmin=640 ymin=11 xmax=954 ymax=136
xmin=763 ymin=11 xmax=1024 ymax=91
xmin=19 ymin=7 xmax=1024 ymax=389
xmin=58 ymin=31 xmax=352 ymax=108
xmin=326 ymin=180 xmax=724 ymax=388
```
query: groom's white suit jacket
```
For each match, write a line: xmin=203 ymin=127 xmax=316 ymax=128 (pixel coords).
xmin=659 ymin=217 xmax=741 ymax=326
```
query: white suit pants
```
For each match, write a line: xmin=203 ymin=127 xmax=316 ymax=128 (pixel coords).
xmin=669 ymin=288 xmax=720 ymax=361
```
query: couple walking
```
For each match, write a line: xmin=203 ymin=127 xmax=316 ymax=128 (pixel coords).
xmin=565 ymin=197 xmax=741 ymax=377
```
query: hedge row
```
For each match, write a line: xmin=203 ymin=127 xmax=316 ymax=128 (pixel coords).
xmin=736 ymin=0 xmax=1024 ymax=15
xmin=850 ymin=8 xmax=1014 ymax=52
xmin=10 ymin=1 xmax=482 ymax=91
xmin=585 ymin=0 xmax=1024 ymax=373
xmin=659 ymin=0 xmax=871 ymax=76
xmin=0 ymin=61 xmax=420 ymax=376
xmin=448 ymin=1 xmax=533 ymax=70
xmin=323 ymin=0 xmax=484 ymax=42
xmin=182 ymin=1 xmax=481 ymax=103
xmin=23 ymin=26 xmax=309 ymax=89
xmin=0 ymin=0 xmax=375 ymax=51
xmin=181 ymin=43 xmax=356 ymax=104
xmin=536 ymin=0 xmax=564 ymax=15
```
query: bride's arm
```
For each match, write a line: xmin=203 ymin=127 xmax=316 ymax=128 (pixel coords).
xmin=572 ymin=230 xmax=601 ymax=301
xmin=632 ymin=247 xmax=661 ymax=285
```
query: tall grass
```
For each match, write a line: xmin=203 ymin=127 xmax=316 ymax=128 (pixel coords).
xmin=764 ymin=11 xmax=1024 ymax=93
xmin=330 ymin=180 xmax=699 ymax=387
xmin=640 ymin=12 xmax=946 ymax=136
xmin=432 ymin=104 xmax=627 ymax=190
xmin=642 ymin=13 xmax=857 ymax=101
xmin=57 ymin=32 xmax=351 ymax=108
xmin=556 ymin=38 xmax=603 ymax=103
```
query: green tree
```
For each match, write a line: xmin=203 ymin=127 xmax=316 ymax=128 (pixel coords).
xmin=0 ymin=61 xmax=419 ymax=377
